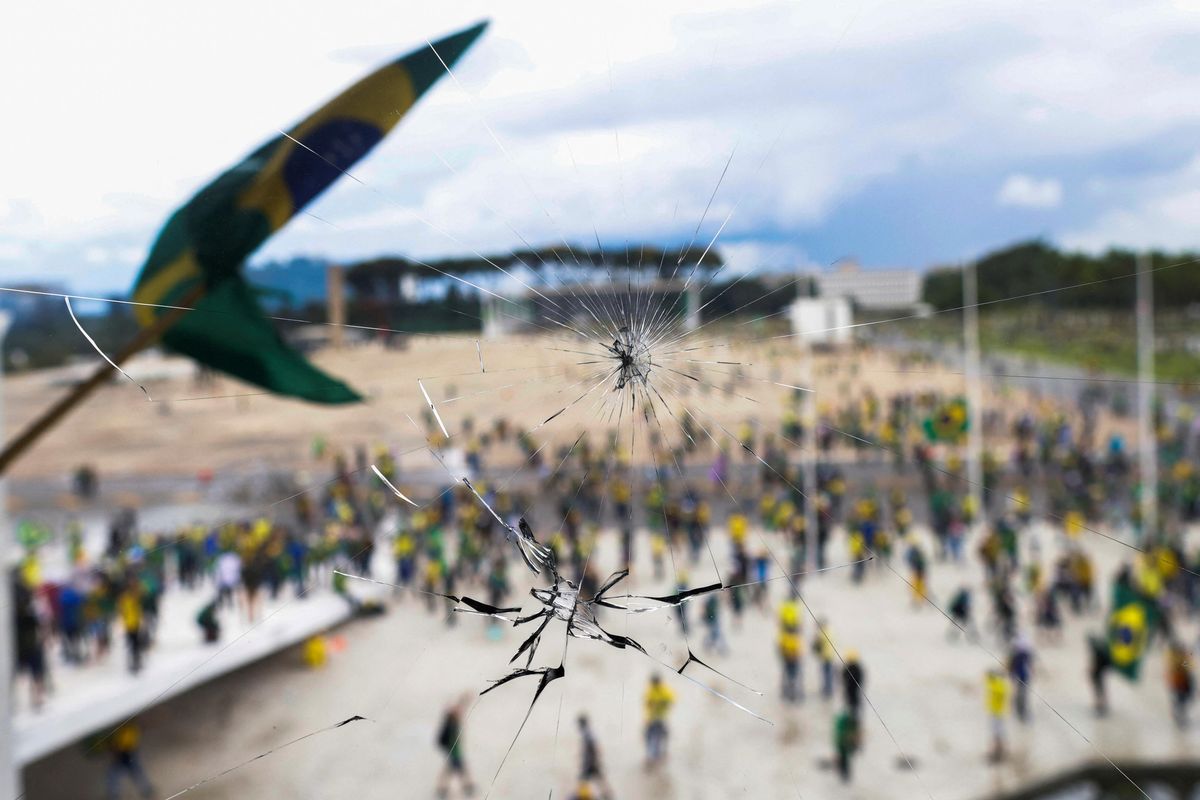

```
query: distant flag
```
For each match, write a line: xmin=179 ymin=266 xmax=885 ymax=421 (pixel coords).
xmin=1101 ymin=578 xmax=1159 ymax=680
xmin=922 ymin=397 xmax=969 ymax=443
xmin=129 ymin=21 xmax=488 ymax=403
xmin=16 ymin=520 xmax=51 ymax=551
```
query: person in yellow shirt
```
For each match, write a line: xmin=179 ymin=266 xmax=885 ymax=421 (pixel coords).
xmin=107 ymin=720 xmax=155 ymax=799
xmin=422 ymin=559 xmax=443 ymax=613
xmin=985 ymin=669 xmax=1010 ymax=762
xmin=778 ymin=619 xmax=803 ymax=703
xmin=848 ymin=531 xmax=866 ymax=584
xmin=738 ymin=421 xmax=755 ymax=457
xmin=117 ymin=579 xmax=145 ymax=674
xmin=1064 ymin=510 xmax=1084 ymax=542
xmin=643 ymin=674 xmax=676 ymax=767
xmin=813 ymin=619 xmax=836 ymax=700
xmin=779 ymin=595 xmax=801 ymax=630
xmin=649 ymin=533 xmax=666 ymax=581
xmin=569 ymin=780 xmax=597 ymax=800
xmin=19 ymin=553 xmax=41 ymax=590
xmin=759 ymin=495 xmax=778 ymax=530
xmin=393 ymin=529 xmax=416 ymax=593
xmin=894 ymin=502 xmax=913 ymax=540
xmin=728 ymin=513 xmax=748 ymax=549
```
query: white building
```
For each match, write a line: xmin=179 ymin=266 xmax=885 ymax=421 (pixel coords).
xmin=787 ymin=296 xmax=853 ymax=346
xmin=786 ymin=259 xmax=930 ymax=346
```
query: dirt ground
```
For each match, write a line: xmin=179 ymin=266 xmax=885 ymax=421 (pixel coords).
xmin=2 ymin=332 xmax=1135 ymax=486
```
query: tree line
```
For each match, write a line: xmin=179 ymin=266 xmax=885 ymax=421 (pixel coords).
xmin=346 ymin=244 xmax=723 ymax=300
xmin=922 ymin=241 xmax=1200 ymax=311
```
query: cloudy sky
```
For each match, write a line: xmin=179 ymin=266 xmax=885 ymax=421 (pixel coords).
xmin=5 ymin=0 xmax=1200 ymax=294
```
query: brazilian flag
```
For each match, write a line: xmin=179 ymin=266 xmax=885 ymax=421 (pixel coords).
xmin=1104 ymin=581 xmax=1158 ymax=680
xmin=130 ymin=22 xmax=488 ymax=403
xmin=16 ymin=520 xmax=51 ymax=551
xmin=922 ymin=397 xmax=969 ymax=443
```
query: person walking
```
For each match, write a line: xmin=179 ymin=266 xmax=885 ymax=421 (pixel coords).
xmin=948 ymin=587 xmax=977 ymax=641
xmin=1089 ymin=638 xmax=1111 ymax=717
xmin=393 ymin=527 xmax=417 ymax=592
xmin=813 ymin=621 xmax=836 ymax=700
xmin=643 ymin=673 xmax=676 ymax=767
xmin=106 ymin=720 xmax=155 ymax=799
xmin=241 ymin=548 xmax=267 ymax=623
xmin=435 ymin=698 xmax=476 ymax=798
xmin=1008 ymin=633 xmax=1034 ymax=722
xmin=702 ymin=593 xmax=728 ymax=655
xmin=577 ymin=714 xmax=613 ymax=800
xmin=13 ymin=576 xmax=48 ymax=710
xmin=117 ymin=577 xmax=145 ymax=674
xmin=778 ymin=595 xmax=803 ymax=702
xmin=1167 ymin=641 xmax=1194 ymax=728
xmin=842 ymin=650 xmax=865 ymax=718
xmin=985 ymin=669 xmax=1010 ymax=762
xmin=832 ymin=708 xmax=861 ymax=782
xmin=905 ymin=539 xmax=928 ymax=607
xmin=215 ymin=548 xmax=241 ymax=611
xmin=196 ymin=598 xmax=221 ymax=644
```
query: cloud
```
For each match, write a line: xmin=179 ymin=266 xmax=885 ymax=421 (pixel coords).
xmin=996 ymin=174 xmax=1063 ymax=209
xmin=83 ymin=246 xmax=110 ymax=265
xmin=8 ymin=0 xmax=1200 ymax=292
xmin=1061 ymin=154 xmax=1200 ymax=252
xmin=719 ymin=241 xmax=816 ymax=276
xmin=0 ymin=241 xmax=29 ymax=262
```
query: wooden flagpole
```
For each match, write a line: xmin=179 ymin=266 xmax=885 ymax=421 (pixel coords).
xmin=0 ymin=285 xmax=206 ymax=476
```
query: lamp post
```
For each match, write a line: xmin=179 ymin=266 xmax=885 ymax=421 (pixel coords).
xmin=962 ymin=263 xmax=985 ymax=530
xmin=1136 ymin=254 xmax=1157 ymax=541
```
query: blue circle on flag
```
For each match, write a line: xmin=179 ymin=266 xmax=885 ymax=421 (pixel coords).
xmin=283 ymin=120 xmax=383 ymax=211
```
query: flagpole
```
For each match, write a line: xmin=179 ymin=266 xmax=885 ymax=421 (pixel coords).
xmin=0 ymin=311 xmax=20 ymax=798
xmin=962 ymin=261 xmax=985 ymax=530
xmin=0 ymin=285 xmax=205 ymax=477
xmin=1136 ymin=253 xmax=1157 ymax=542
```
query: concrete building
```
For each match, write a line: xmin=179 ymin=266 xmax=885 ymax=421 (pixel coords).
xmin=815 ymin=259 xmax=926 ymax=311
xmin=785 ymin=259 xmax=930 ymax=344
xmin=481 ymin=281 xmax=696 ymax=339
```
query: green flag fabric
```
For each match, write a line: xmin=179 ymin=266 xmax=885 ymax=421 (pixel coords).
xmin=922 ymin=397 xmax=969 ymax=443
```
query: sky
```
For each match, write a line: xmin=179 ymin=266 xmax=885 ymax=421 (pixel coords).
xmin=5 ymin=0 xmax=1200 ymax=295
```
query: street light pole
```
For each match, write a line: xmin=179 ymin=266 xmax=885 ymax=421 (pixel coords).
xmin=1136 ymin=253 xmax=1157 ymax=541
xmin=962 ymin=262 xmax=985 ymax=530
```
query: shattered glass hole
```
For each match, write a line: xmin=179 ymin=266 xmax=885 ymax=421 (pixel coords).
xmin=608 ymin=325 xmax=653 ymax=392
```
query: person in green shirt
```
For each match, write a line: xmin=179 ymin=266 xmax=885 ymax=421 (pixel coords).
xmin=833 ymin=710 xmax=860 ymax=782
xmin=435 ymin=699 xmax=475 ymax=799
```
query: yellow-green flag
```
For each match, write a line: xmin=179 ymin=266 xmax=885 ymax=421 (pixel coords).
xmin=131 ymin=21 xmax=488 ymax=403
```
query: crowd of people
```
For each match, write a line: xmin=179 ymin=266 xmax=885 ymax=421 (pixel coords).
xmin=10 ymin=366 xmax=1200 ymax=797
xmin=404 ymin=378 xmax=1200 ymax=796
xmin=10 ymin=453 xmax=392 ymax=713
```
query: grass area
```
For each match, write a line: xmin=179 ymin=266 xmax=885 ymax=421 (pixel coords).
xmin=871 ymin=308 xmax=1200 ymax=383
